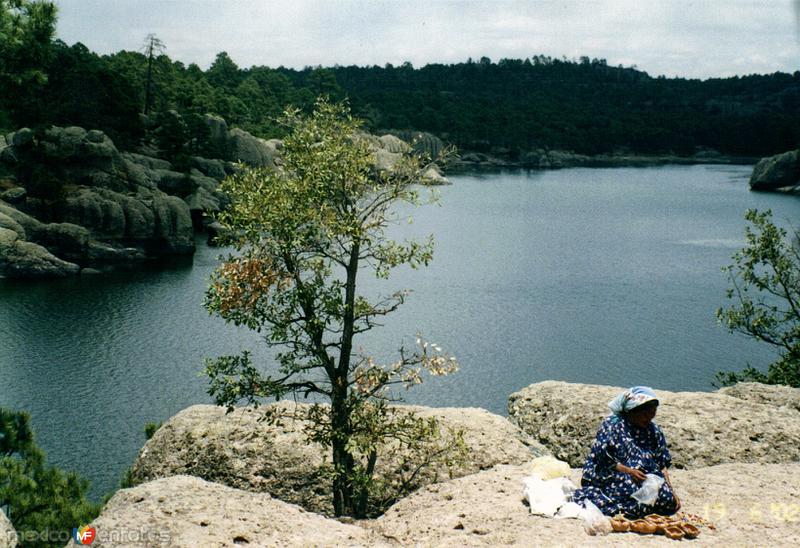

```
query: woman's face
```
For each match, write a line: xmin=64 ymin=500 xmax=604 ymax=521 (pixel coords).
xmin=627 ymin=401 xmax=658 ymax=428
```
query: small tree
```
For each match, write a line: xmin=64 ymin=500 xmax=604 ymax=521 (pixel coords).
xmin=0 ymin=408 xmax=99 ymax=548
xmin=204 ymin=99 xmax=461 ymax=517
xmin=716 ymin=209 xmax=800 ymax=387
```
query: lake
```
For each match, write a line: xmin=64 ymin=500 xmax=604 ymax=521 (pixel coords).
xmin=1 ymin=164 xmax=799 ymax=500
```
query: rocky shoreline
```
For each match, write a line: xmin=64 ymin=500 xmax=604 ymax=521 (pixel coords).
xmin=5 ymin=381 xmax=793 ymax=547
xmin=0 ymin=120 xmax=446 ymax=279
xmin=450 ymin=149 xmax=759 ymax=171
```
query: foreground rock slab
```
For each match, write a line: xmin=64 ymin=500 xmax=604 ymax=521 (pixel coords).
xmin=130 ymin=402 xmax=548 ymax=515
xmin=508 ymin=381 xmax=800 ymax=468
xmin=371 ymin=463 xmax=800 ymax=547
xmin=0 ymin=510 xmax=17 ymax=548
xmin=81 ymin=475 xmax=385 ymax=548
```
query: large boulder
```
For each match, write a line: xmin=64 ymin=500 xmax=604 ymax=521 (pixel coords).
xmin=0 ymin=509 xmax=17 ymax=548
xmin=0 ymin=228 xmax=79 ymax=278
xmin=62 ymin=189 xmax=127 ymax=239
xmin=129 ymin=402 xmax=547 ymax=516
xmin=374 ymin=462 xmax=800 ymax=547
xmin=225 ymin=128 xmax=278 ymax=168
xmin=0 ymin=211 xmax=26 ymax=239
xmin=29 ymin=222 xmax=90 ymax=263
xmin=749 ymin=149 xmax=800 ymax=191
xmin=203 ymin=114 xmax=229 ymax=158
xmin=0 ymin=201 xmax=42 ymax=235
xmin=718 ymin=381 xmax=800 ymax=413
xmin=0 ymin=187 xmax=26 ymax=205
xmin=82 ymin=475 xmax=383 ymax=548
xmin=152 ymin=194 xmax=194 ymax=254
xmin=508 ymin=381 xmax=800 ymax=468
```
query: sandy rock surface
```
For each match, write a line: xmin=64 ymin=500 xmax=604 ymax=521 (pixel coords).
xmin=130 ymin=402 xmax=547 ymax=515
xmin=80 ymin=475 xmax=386 ymax=548
xmin=371 ymin=463 xmax=800 ymax=547
xmin=508 ymin=381 xmax=800 ymax=467
xmin=719 ymin=382 xmax=800 ymax=412
xmin=0 ymin=510 xmax=17 ymax=548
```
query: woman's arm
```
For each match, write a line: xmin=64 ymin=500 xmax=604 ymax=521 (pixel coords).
xmin=616 ymin=462 xmax=646 ymax=482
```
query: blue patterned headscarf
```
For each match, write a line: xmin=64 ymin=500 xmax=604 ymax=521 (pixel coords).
xmin=608 ymin=386 xmax=658 ymax=415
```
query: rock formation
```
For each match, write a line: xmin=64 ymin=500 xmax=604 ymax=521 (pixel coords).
xmin=64 ymin=382 xmax=800 ymax=545
xmin=508 ymin=381 xmax=800 ymax=468
xmin=129 ymin=402 xmax=547 ymax=516
xmin=84 ymin=475 xmax=384 ymax=548
xmin=749 ymin=149 xmax=800 ymax=191
xmin=81 ymin=458 xmax=800 ymax=546
xmin=373 ymin=462 xmax=800 ymax=547
xmin=0 ymin=118 xmax=446 ymax=277
xmin=0 ymin=510 xmax=17 ymax=548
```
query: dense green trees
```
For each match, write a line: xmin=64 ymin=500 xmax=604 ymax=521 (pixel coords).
xmin=0 ymin=0 xmax=57 ymax=129
xmin=717 ymin=210 xmax=800 ymax=387
xmin=204 ymin=100 xmax=462 ymax=517
xmin=0 ymin=408 xmax=99 ymax=548
xmin=1 ymin=2 xmax=797 ymax=157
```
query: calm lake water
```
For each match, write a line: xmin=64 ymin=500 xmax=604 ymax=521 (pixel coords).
xmin=2 ymin=165 xmax=799 ymax=500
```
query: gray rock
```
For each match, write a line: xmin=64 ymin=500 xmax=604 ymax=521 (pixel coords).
xmin=750 ymin=149 xmax=800 ymax=191
xmin=226 ymin=128 xmax=278 ymax=168
xmin=63 ymin=189 xmax=126 ymax=239
xmin=10 ymin=128 xmax=34 ymax=148
xmin=508 ymin=380 xmax=800 ymax=468
xmin=152 ymin=194 xmax=194 ymax=254
xmin=377 ymin=462 xmax=800 ymax=547
xmin=0 ymin=509 xmax=17 ymax=548
xmin=0 ymin=201 xmax=42 ymax=235
xmin=129 ymin=402 xmax=547 ymax=516
xmin=86 ymin=129 xmax=105 ymax=143
xmin=185 ymin=186 xmax=220 ymax=213
xmin=379 ymin=134 xmax=410 ymax=153
xmin=718 ymin=381 xmax=800 ymax=413
xmin=387 ymin=130 xmax=444 ymax=159
xmin=189 ymin=156 xmax=227 ymax=180
xmin=0 ymin=211 xmax=26 ymax=239
xmin=0 ymin=187 xmax=26 ymax=204
xmin=374 ymin=148 xmax=402 ymax=172
xmin=80 ymin=475 xmax=383 ymax=548
xmin=87 ymin=241 xmax=145 ymax=263
xmin=421 ymin=164 xmax=451 ymax=185
xmin=153 ymin=169 xmax=194 ymax=196
xmin=0 ymin=229 xmax=79 ymax=278
xmin=204 ymin=114 xmax=229 ymax=158
xmin=121 ymin=152 xmax=172 ymax=171
xmin=0 ymin=227 xmax=18 ymax=249
xmin=30 ymin=222 xmax=90 ymax=262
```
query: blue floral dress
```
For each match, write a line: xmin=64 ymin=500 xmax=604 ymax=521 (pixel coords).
xmin=572 ymin=415 xmax=678 ymax=518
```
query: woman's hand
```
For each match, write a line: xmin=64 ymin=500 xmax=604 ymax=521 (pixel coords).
xmin=615 ymin=463 xmax=646 ymax=482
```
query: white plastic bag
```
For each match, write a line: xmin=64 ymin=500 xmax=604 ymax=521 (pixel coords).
xmin=527 ymin=455 xmax=571 ymax=480
xmin=522 ymin=474 xmax=578 ymax=517
xmin=579 ymin=500 xmax=612 ymax=536
xmin=631 ymin=473 xmax=665 ymax=505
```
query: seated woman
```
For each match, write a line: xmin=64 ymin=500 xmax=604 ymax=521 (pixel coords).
xmin=573 ymin=386 xmax=680 ymax=518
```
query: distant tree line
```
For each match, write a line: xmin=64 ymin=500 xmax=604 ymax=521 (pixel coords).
xmin=2 ymin=2 xmax=798 ymax=157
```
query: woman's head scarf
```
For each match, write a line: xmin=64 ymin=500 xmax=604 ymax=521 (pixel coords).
xmin=608 ymin=386 xmax=658 ymax=415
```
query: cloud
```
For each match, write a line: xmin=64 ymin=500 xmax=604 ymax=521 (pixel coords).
xmin=53 ymin=0 xmax=800 ymax=78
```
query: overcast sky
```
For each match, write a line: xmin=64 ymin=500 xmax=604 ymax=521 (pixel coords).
xmin=53 ymin=0 xmax=800 ymax=79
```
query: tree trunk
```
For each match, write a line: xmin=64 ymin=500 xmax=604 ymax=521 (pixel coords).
xmin=332 ymin=240 xmax=361 ymax=516
xmin=331 ymin=375 xmax=354 ymax=516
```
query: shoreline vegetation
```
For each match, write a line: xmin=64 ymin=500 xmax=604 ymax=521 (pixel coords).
xmin=449 ymin=150 xmax=759 ymax=171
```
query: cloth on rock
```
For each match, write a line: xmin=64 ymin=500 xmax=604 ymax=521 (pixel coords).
xmin=572 ymin=415 xmax=678 ymax=518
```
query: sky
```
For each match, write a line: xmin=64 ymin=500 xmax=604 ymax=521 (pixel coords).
xmin=53 ymin=0 xmax=800 ymax=79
